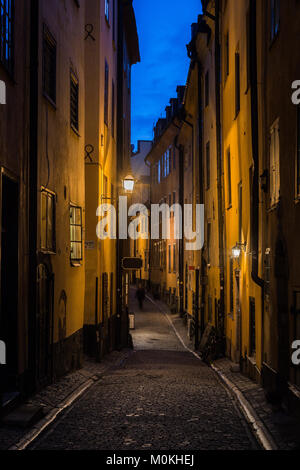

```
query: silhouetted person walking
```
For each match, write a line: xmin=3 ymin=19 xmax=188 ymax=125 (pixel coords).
xmin=136 ymin=284 xmax=145 ymax=310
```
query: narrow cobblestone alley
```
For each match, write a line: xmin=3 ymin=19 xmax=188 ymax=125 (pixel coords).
xmin=28 ymin=291 xmax=259 ymax=451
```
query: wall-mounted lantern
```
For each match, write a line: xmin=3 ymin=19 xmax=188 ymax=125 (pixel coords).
xmin=232 ymin=242 xmax=247 ymax=259
xmin=122 ymin=175 xmax=135 ymax=193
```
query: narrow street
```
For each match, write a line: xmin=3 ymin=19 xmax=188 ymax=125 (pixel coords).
xmin=28 ymin=291 xmax=259 ymax=451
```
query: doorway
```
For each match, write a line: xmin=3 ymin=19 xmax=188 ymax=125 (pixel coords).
xmin=0 ymin=174 xmax=19 ymax=391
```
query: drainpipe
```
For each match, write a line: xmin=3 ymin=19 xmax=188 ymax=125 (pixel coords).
xmin=28 ymin=0 xmax=39 ymax=393
xmin=174 ymin=130 xmax=184 ymax=317
xmin=203 ymin=1 xmax=225 ymax=352
xmin=249 ymin=0 xmax=264 ymax=361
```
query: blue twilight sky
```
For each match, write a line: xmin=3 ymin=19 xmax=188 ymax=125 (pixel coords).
xmin=131 ymin=0 xmax=202 ymax=150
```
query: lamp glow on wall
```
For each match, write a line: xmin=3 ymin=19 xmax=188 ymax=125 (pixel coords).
xmin=232 ymin=242 xmax=247 ymax=259
xmin=122 ymin=175 xmax=135 ymax=193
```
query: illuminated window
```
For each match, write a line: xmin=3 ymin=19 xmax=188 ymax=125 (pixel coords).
xmin=41 ymin=189 xmax=56 ymax=253
xmin=270 ymin=118 xmax=280 ymax=207
xmin=158 ymin=161 xmax=161 ymax=183
xmin=270 ymin=0 xmax=280 ymax=41
xmin=0 ymin=0 xmax=14 ymax=74
xmin=70 ymin=205 xmax=83 ymax=264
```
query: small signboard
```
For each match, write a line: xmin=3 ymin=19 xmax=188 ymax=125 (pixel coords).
xmin=122 ymin=257 xmax=143 ymax=270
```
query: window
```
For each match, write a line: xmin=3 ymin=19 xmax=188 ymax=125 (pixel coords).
xmin=105 ymin=0 xmax=109 ymax=23
xmin=168 ymin=245 xmax=171 ymax=273
xmin=206 ymin=142 xmax=210 ymax=190
xmin=270 ymin=0 xmax=280 ymax=41
xmin=41 ymin=189 xmax=56 ymax=253
xmin=112 ymin=80 xmax=115 ymax=138
xmin=270 ymin=118 xmax=280 ymax=206
xmin=249 ymin=297 xmax=256 ymax=356
xmin=224 ymin=32 xmax=229 ymax=79
xmin=297 ymin=106 xmax=300 ymax=197
xmin=43 ymin=25 xmax=56 ymax=104
xmin=205 ymin=70 xmax=209 ymax=107
xmin=207 ymin=222 xmax=211 ymax=264
xmin=104 ymin=60 xmax=109 ymax=125
xmin=227 ymin=148 xmax=232 ymax=207
xmin=246 ymin=10 xmax=251 ymax=91
xmin=70 ymin=206 xmax=83 ymax=264
xmin=235 ymin=52 xmax=240 ymax=117
xmin=0 ymin=0 xmax=14 ymax=74
xmin=158 ymin=160 xmax=161 ymax=184
xmin=229 ymin=258 xmax=234 ymax=314
xmin=238 ymin=183 xmax=243 ymax=243
xmin=70 ymin=70 xmax=79 ymax=132
xmin=173 ymin=244 xmax=176 ymax=273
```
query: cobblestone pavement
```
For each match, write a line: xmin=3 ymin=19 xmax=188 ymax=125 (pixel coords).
xmin=28 ymin=292 xmax=259 ymax=451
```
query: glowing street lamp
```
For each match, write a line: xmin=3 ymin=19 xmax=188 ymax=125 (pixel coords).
xmin=232 ymin=242 xmax=247 ymax=259
xmin=122 ymin=175 xmax=135 ymax=193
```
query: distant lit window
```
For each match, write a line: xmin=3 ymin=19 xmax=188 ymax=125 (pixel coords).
xmin=104 ymin=60 xmax=109 ymax=125
xmin=43 ymin=25 xmax=56 ymax=104
xmin=158 ymin=161 xmax=161 ymax=183
xmin=0 ymin=0 xmax=14 ymax=74
xmin=105 ymin=0 xmax=109 ymax=23
xmin=270 ymin=118 xmax=280 ymax=207
xmin=297 ymin=106 xmax=300 ymax=197
xmin=70 ymin=205 xmax=83 ymax=264
xmin=70 ymin=70 xmax=79 ymax=132
xmin=41 ymin=189 xmax=56 ymax=253
xmin=270 ymin=0 xmax=280 ymax=41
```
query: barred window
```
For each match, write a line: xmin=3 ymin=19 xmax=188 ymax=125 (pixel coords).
xmin=0 ymin=0 xmax=14 ymax=74
xmin=43 ymin=25 xmax=56 ymax=104
xmin=70 ymin=70 xmax=79 ymax=132
xmin=105 ymin=0 xmax=109 ymax=23
xmin=70 ymin=205 xmax=83 ymax=264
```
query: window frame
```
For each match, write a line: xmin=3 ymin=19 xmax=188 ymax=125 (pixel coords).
xmin=269 ymin=118 xmax=280 ymax=208
xmin=70 ymin=69 xmax=79 ymax=133
xmin=40 ymin=188 xmax=56 ymax=254
xmin=70 ymin=204 xmax=83 ymax=266
xmin=42 ymin=24 xmax=57 ymax=106
xmin=0 ymin=0 xmax=14 ymax=75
